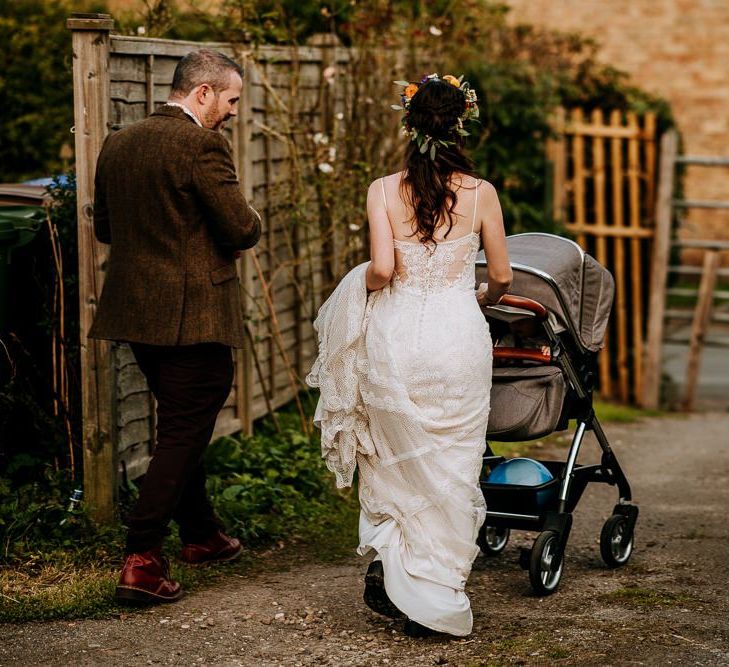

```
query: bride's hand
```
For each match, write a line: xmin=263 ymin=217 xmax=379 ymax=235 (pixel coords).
xmin=475 ymin=282 xmax=501 ymax=306
xmin=475 ymin=282 xmax=490 ymax=305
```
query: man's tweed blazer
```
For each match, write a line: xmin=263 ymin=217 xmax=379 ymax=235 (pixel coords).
xmin=89 ymin=105 xmax=261 ymax=348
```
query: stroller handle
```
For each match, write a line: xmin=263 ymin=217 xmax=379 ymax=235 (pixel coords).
xmin=491 ymin=294 xmax=549 ymax=321
xmin=493 ymin=346 xmax=552 ymax=364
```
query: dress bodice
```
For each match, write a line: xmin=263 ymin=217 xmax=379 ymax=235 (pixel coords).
xmin=393 ymin=231 xmax=480 ymax=295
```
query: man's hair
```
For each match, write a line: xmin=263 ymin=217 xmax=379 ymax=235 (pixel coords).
xmin=171 ymin=49 xmax=244 ymax=96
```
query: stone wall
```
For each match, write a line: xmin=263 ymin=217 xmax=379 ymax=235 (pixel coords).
xmin=505 ymin=0 xmax=729 ymax=244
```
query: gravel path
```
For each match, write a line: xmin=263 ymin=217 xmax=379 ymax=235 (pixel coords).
xmin=3 ymin=413 xmax=729 ymax=666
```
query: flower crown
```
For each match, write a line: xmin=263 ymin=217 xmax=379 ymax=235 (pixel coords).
xmin=391 ymin=73 xmax=479 ymax=160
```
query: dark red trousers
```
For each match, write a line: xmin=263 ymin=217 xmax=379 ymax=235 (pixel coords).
xmin=125 ymin=342 xmax=233 ymax=554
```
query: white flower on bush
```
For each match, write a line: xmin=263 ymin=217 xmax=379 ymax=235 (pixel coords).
xmin=318 ymin=163 xmax=334 ymax=174
xmin=313 ymin=132 xmax=329 ymax=145
xmin=323 ymin=66 xmax=337 ymax=84
xmin=328 ymin=147 xmax=337 ymax=162
xmin=348 ymin=223 xmax=361 ymax=232
xmin=335 ymin=112 xmax=344 ymax=120
xmin=429 ymin=25 xmax=442 ymax=36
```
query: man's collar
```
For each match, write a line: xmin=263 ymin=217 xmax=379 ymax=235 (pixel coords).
xmin=164 ymin=102 xmax=203 ymax=127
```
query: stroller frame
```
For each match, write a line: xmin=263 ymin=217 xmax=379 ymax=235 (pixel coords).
xmin=478 ymin=284 xmax=639 ymax=596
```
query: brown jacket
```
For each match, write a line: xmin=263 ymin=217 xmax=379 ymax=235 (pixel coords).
xmin=89 ymin=105 xmax=261 ymax=348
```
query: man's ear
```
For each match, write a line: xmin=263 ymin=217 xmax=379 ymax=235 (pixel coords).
xmin=196 ymin=83 xmax=211 ymax=104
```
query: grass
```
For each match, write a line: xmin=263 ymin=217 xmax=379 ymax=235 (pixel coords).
xmin=600 ymin=586 xmax=695 ymax=608
xmin=592 ymin=399 xmax=663 ymax=423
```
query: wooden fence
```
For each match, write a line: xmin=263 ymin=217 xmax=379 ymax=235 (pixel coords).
xmin=68 ymin=15 xmax=383 ymax=520
xmin=547 ymin=108 xmax=658 ymax=404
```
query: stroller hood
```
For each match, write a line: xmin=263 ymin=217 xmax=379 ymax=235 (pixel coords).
xmin=476 ymin=233 xmax=615 ymax=352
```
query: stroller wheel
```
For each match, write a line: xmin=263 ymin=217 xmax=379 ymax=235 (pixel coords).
xmin=600 ymin=514 xmax=634 ymax=567
xmin=477 ymin=526 xmax=510 ymax=557
xmin=529 ymin=531 xmax=564 ymax=596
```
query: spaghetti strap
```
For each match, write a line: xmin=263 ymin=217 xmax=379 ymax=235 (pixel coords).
xmin=471 ymin=179 xmax=481 ymax=233
xmin=380 ymin=177 xmax=388 ymax=211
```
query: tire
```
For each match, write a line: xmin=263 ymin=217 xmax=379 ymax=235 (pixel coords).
xmin=600 ymin=514 xmax=634 ymax=568
xmin=529 ymin=530 xmax=564 ymax=596
xmin=477 ymin=526 xmax=510 ymax=557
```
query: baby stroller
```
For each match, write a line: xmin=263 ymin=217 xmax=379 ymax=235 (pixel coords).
xmin=475 ymin=233 xmax=638 ymax=596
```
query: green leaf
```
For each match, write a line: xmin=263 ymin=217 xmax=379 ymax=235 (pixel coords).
xmin=390 ymin=104 xmax=403 ymax=111
xmin=222 ymin=485 xmax=245 ymax=501
xmin=393 ymin=80 xmax=411 ymax=87
xmin=429 ymin=144 xmax=437 ymax=160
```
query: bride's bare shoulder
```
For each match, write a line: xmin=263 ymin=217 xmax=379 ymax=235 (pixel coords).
xmin=457 ymin=174 xmax=494 ymax=191
xmin=369 ymin=171 xmax=405 ymax=188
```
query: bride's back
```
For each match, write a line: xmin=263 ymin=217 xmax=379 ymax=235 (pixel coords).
xmin=381 ymin=172 xmax=482 ymax=293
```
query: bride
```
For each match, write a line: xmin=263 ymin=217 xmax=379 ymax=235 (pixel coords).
xmin=308 ymin=73 xmax=512 ymax=638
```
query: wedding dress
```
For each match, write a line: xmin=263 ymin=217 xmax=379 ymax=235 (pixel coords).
xmin=308 ymin=178 xmax=492 ymax=636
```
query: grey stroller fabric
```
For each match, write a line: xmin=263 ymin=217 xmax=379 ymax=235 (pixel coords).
xmin=486 ymin=366 xmax=566 ymax=441
xmin=476 ymin=233 xmax=615 ymax=352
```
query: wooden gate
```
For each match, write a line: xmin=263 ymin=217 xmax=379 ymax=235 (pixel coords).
xmin=643 ymin=134 xmax=729 ymax=410
xmin=547 ymin=108 xmax=658 ymax=403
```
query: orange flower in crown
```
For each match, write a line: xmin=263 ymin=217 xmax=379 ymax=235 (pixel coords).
xmin=391 ymin=73 xmax=479 ymax=160
xmin=403 ymin=83 xmax=419 ymax=99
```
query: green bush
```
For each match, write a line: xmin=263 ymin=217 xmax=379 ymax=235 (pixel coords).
xmin=204 ymin=406 xmax=357 ymax=546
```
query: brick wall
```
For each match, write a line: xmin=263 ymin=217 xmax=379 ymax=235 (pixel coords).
xmin=506 ymin=0 xmax=729 ymax=243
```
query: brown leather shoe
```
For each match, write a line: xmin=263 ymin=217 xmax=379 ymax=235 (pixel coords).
xmin=115 ymin=548 xmax=183 ymax=604
xmin=179 ymin=530 xmax=243 ymax=566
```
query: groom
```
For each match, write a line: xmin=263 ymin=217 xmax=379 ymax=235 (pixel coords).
xmin=90 ymin=49 xmax=261 ymax=604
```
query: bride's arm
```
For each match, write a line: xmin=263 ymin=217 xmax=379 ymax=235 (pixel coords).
xmin=478 ymin=181 xmax=512 ymax=304
xmin=365 ymin=180 xmax=395 ymax=291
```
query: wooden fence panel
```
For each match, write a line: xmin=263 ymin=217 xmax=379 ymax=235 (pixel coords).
xmin=552 ymin=108 xmax=658 ymax=403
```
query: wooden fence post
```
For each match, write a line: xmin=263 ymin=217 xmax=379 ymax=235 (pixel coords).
xmin=682 ymin=249 xmax=720 ymax=412
xmin=237 ymin=53 xmax=255 ymax=436
xmin=545 ymin=108 xmax=566 ymax=224
xmin=642 ymin=130 xmax=678 ymax=408
xmin=67 ymin=13 xmax=117 ymax=523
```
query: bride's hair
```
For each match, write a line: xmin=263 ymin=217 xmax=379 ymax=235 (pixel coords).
xmin=400 ymin=79 xmax=479 ymax=243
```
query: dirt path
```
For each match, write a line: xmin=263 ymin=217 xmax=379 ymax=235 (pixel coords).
xmin=3 ymin=413 xmax=729 ymax=666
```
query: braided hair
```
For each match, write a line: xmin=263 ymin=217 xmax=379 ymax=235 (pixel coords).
xmin=400 ymin=79 xmax=479 ymax=243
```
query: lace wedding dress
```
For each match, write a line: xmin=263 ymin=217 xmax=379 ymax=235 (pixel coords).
xmin=354 ymin=179 xmax=492 ymax=636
